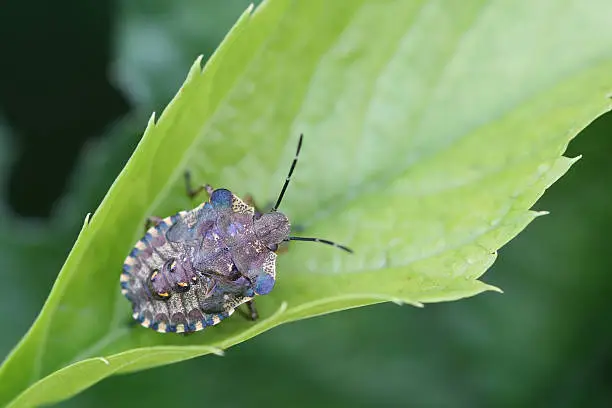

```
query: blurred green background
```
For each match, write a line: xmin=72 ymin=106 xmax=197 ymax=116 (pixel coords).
xmin=1 ymin=1 xmax=611 ymax=407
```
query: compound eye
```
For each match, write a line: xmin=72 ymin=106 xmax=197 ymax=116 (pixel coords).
xmin=167 ymin=259 xmax=177 ymax=273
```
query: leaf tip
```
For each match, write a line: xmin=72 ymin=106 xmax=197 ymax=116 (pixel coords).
xmin=391 ymin=298 xmax=423 ymax=308
xmin=569 ymin=155 xmax=582 ymax=165
xmin=147 ymin=111 xmax=157 ymax=128
xmin=193 ymin=54 xmax=205 ymax=74
xmin=83 ymin=212 xmax=91 ymax=227
xmin=487 ymin=284 xmax=504 ymax=294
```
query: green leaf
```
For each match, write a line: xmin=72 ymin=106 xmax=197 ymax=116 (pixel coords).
xmin=2 ymin=0 xmax=611 ymax=406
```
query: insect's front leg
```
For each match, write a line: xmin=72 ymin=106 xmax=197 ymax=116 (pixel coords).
xmin=184 ymin=170 xmax=214 ymax=200
xmin=275 ymin=242 xmax=290 ymax=254
xmin=243 ymin=194 xmax=265 ymax=217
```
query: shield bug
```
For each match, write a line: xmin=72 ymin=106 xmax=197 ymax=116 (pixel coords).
xmin=121 ymin=134 xmax=352 ymax=334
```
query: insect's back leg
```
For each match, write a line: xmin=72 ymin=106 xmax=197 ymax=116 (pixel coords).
xmin=144 ymin=216 xmax=163 ymax=233
xmin=125 ymin=315 xmax=141 ymax=329
xmin=184 ymin=170 xmax=214 ymax=200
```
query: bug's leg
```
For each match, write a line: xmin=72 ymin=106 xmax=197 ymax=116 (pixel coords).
xmin=225 ymin=267 xmax=258 ymax=321
xmin=291 ymin=224 xmax=305 ymax=233
xmin=243 ymin=194 xmax=265 ymax=217
xmin=144 ymin=216 xmax=163 ymax=233
xmin=184 ymin=170 xmax=214 ymax=200
xmin=199 ymin=273 xmax=256 ymax=321
xmin=126 ymin=316 xmax=140 ymax=328
xmin=236 ymin=300 xmax=259 ymax=321
xmin=246 ymin=300 xmax=258 ymax=321
xmin=275 ymin=241 xmax=290 ymax=254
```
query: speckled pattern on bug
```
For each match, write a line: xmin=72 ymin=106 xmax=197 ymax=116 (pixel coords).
xmin=120 ymin=134 xmax=352 ymax=334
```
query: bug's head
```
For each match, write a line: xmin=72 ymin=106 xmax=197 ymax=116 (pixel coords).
xmin=254 ymin=211 xmax=290 ymax=250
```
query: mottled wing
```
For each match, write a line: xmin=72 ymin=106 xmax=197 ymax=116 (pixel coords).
xmin=191 ymin=191 xmax=255 ymax=272
xmin=166 ymin=203 xmax=216 ymax=243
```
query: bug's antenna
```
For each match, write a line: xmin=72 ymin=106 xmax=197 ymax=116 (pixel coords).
xmin=273 ymin=133 xmax=303 ymax=211
xmin=287 ymin=236 xmax=353 ymax=253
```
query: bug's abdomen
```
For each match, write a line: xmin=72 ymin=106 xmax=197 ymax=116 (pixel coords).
xmin=121 ymin=213 xmax=252 ymax=333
